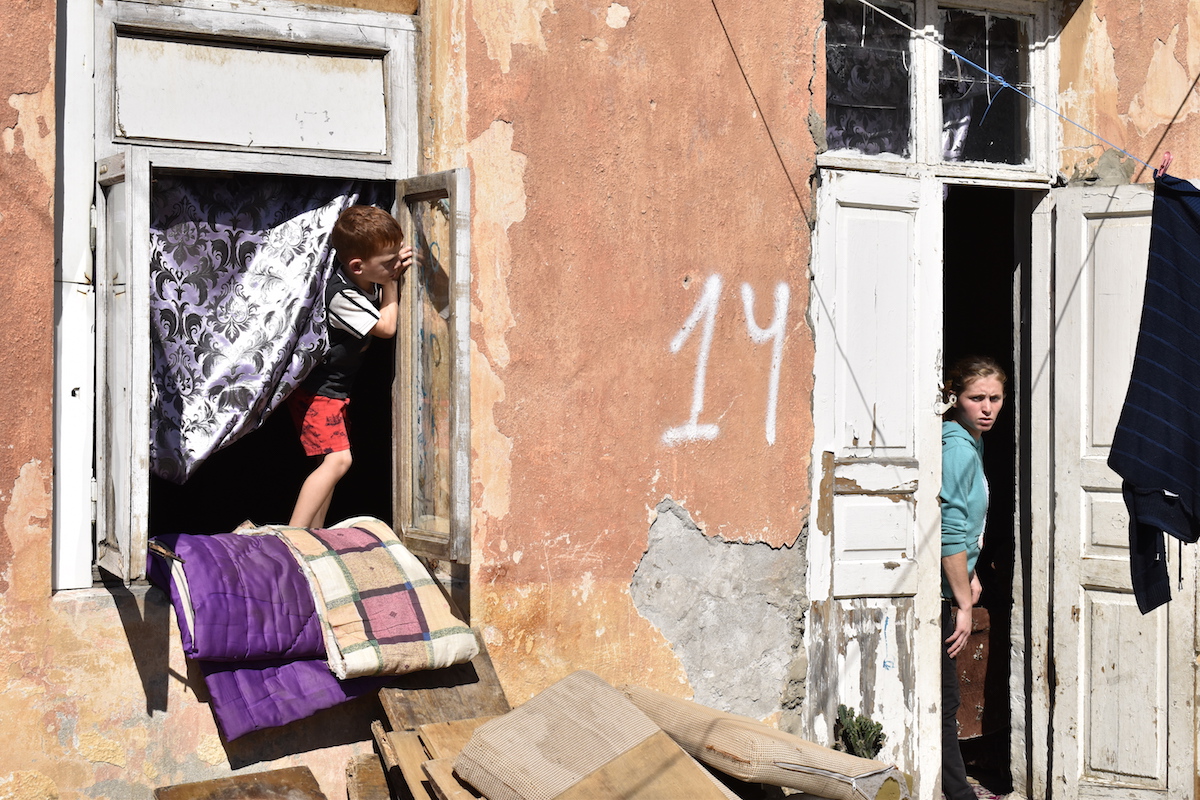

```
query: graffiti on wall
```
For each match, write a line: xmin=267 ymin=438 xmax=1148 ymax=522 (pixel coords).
xmin=663 ymin=274 xmax=790 ymax=446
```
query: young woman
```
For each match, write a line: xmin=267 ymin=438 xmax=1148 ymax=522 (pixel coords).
xmin=939 ymin=355 xmax=1006 ymax=800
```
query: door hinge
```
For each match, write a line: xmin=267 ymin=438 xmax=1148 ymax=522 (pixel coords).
xmin=90 ymin=477 xmax=98 ymax=525
xmin=89 ymin=204 xmax=97 ymax=255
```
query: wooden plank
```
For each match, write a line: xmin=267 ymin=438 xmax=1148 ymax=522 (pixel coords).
xmin=389 ymin=730 xmax=439 ymax=800
xmin=154 ymin=767 xmax=326 ymax=800
xmin=379 ymin=629 xmax=510 ymax=731
xmin=346 ymin=753 xmax=391 ymax=800
xmin=416 ymin=716 xmax=498 ymax=761
xmin=422 ymin=759 xmax=482 ymax=800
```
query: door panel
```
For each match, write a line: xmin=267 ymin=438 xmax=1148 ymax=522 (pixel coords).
xmin=1050 ymin=184 xmax=1195 ymax=800
xmin=394 ymin=170 xmax=472 ymax=565
xmin=808 ymin=170 xmax=942 ymax=793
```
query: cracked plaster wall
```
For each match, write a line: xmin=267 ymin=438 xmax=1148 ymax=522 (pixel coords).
xmin=463 ymin=0 xmax=820 ymax=707
xmin=630 ymin=499 xmax=808 ymax=727
xmin=1059 ymin=0 xmax=1200 ymax=182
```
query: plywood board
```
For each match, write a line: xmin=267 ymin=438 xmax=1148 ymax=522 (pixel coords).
xmin=555 ymin=731 xmax=730 ymax=800
xmin=386 ymin=729 xmax=438 ymax=800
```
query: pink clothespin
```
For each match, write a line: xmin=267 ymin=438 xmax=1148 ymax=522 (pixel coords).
xmin=1156 ymin=151 xmax=1173 ymax=178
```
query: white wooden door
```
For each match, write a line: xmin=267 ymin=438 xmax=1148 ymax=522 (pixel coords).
xmin=1049 ymin=183 xmax=1196 ymax=800
xmin=808 ymin=170 xmax=943 ymax=797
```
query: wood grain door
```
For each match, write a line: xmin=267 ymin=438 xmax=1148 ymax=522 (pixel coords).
xmin=808 ymin=170 xmax=943 ymax=797
xmin=1049 ymin=183 xmax=1196 ymax=800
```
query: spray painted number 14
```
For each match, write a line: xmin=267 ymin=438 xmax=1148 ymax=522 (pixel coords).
xmin=662 ymin=274 xmax=790 ymax=446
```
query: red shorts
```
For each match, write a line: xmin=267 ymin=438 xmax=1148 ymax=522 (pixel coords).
xmin=288 ymin=389 xmax=351 ymax=456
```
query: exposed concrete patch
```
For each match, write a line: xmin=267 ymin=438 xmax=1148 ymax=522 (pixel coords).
xmin=196 ymin=735 xmax=227 ymax=767
xmin=77 ymin=729 xmax=127 ymax=768
xmin=470 ymin=340 xmax=513 ymax=562
xmin=1 ymin=459 xmax=50 ymax=598
xmin=472 ymin=0 xmax=556 ymax=73
xmin=467 ymin=121 xmax=525 ymax=555
xmin=630 ymin=498 xmax=807 ymax=720
xmin=1067 ymin=147 xmax=1137 ymax=185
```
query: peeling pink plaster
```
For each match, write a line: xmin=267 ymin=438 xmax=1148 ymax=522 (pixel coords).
xmin=464 ymin=0 xmax=818 ymax=700
xmin=1060 ymin=1 xmax=1200 ymax=178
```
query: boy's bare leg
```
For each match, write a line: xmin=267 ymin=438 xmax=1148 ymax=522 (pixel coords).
xmin=289 ymin=450 xmax=352 ymax=528
xmin=312 ymin=490 xmax=336 ymax=530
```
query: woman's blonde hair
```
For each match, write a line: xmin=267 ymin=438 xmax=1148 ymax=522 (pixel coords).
xmin=943 ymin=355 xmax=1007 ymax=406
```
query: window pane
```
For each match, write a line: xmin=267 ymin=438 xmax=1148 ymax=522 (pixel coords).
xmin=409 ymin=198 xmax=453 ymax=535
xmin=825 ymin=0 xmax=914 ymax=158
xmin=940 ymin=9 xmax=1031 ymax=165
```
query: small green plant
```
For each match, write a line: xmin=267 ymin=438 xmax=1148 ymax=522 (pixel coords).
xmin=834 ymin=703 xmax=886 ymax=759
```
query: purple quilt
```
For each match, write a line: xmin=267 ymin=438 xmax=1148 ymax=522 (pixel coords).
xmin=148 ymin=532 xmax=383 ymax=740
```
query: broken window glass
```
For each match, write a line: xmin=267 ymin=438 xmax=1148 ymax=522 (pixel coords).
xmin=825 ymin=0 xmax=914 ymax=158
xmin=939 ymin=8 xmax=1031 ymax=165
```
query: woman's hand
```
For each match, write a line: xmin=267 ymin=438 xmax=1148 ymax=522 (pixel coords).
xmin=970 ymin=573 xmax=983 ymax=606
xmin=945 ymin=607 xmax=973 ymax=658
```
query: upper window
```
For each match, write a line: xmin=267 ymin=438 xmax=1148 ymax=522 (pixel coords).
xmin=825 ymin=0 xmax=1035 ymax=168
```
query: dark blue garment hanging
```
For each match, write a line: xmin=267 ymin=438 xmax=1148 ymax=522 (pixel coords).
xmin=1108 ymin=171 xmax=1200 ymax=613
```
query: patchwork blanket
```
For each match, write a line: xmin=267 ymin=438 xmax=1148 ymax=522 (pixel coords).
xmin=273 ymin=517 xmax=478 ymax=679
xmin=147 ymin=517 xmax=474 ymax=740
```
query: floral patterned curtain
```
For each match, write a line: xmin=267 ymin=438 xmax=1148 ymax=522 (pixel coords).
xmin=148 ymin=173 xmax=393 ymax=484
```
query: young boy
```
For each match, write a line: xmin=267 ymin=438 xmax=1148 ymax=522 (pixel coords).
xmin=288 ymin=205 xmax=412 ymax=528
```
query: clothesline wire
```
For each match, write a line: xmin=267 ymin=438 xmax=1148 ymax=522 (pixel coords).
xmin=854 ymin=0 xmax=1154 ymax=172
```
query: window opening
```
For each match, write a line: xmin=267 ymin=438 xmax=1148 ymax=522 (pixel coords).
xmin=147 ymin=171 xmax=396 ymax=537
xmin=147 ymin=170 xmax=393 ymax=485
xmin=940 ymin=9 xmax=1031 ymax=165
xmin=825 ymin=0 xmax=915 ymax=158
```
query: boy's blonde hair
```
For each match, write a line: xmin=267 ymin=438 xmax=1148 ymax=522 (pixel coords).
xmin=331 ymin=205 xmax=404 ymax=264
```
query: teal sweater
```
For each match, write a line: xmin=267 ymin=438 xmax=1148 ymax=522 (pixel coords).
xmin=940 ymin=420 xmax=987 ymax=600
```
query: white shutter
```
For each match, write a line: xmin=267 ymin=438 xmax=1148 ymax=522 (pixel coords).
xmin=807 ymin=170 xmax=942 ymax=789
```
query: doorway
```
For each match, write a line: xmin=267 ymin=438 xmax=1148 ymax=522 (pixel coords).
xmin=942 ymin=184 xmax=1030 ymax=795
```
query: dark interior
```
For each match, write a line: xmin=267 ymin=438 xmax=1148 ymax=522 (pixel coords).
xmin=943 ymin=184 xmax=1027 ymax=791
xmin=149 ymin=338 xmax=395 ymax=536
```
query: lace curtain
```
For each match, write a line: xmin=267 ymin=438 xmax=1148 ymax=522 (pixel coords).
xmin=148 ymin=173 xmax=393 ymax=483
